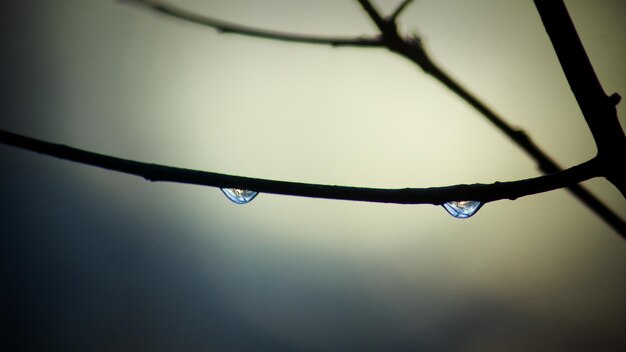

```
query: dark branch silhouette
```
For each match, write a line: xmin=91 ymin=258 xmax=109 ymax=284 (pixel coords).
xmin=534 ymin=0 xmax=626 ymax=198
xmin=355 ymin=0 xmax=626 ymax=234
xmin=123 ymin=0 xmax=383 ymax=47
xmin=388 ymin=0 xmax=414 ymax=22
xmin=1 ymin=1 xmax=624 ymax=236
xmin=0 ymin=129 xmax=602 ymax=206
xmin=120 ymin=0 xmax=625 ymax=235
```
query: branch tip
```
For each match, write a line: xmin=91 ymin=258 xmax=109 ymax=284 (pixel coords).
xmin=389 ymin=0 xmax=414 ymax=22
xmin=609 ymin=93 xmax=621 ymax=106
xmin=125 ymin=0 xmax=383 ymax=48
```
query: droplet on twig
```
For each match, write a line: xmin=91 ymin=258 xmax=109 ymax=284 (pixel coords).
xmin=221 ymin=188 xmax=258 ymax=204
xmin=442 ymin=200 xmax=482 ymax=219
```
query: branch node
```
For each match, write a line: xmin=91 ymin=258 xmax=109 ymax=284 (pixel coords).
xmin=405 ymin=33 xmax=422 ymax=47
xmin=609 ymin=93 xmax=621 ymax=106
xmin=512 ymin=128 xmax=529 ymax=142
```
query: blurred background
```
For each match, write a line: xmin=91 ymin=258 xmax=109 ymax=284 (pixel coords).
xmin=1 ymin=0 xmax=625 ymax=350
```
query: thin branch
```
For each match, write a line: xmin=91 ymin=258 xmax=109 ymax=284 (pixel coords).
xmin=389 ymin=0 xmax=414 ymax=22
xmin=118 ymin=0 xmax=625 ymax=233
xmin=126 ymin=0 xmax=620 ymax=202
xmin=123 ymin=0 xmax=383 ymax=47
xmin=99 ymin=0 xmax=622 ymax=233
xmin=119 ymin=0 xmax=625 ymax=234
xmin=128 ymin=0 xmax=619 ymax=202
xmin=356 ymin=0 xmax=390 ymax=33
xmin=534 ymin=0 xmax=626 ymax=197
xmin=0 ymin=129 xmax=603 ymax=207
xmin=355 ymin=0 xmax=626 ymax=235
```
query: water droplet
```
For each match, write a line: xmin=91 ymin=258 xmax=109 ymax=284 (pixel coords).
xmin=221 ymin=188 xmax=258 ymax=204
xmin=442 ymin=200 xmax=482 ymax=219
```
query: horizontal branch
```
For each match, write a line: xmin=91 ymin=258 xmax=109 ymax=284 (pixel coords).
xmin=123 ymin=0 xmax=383 ymax=47
xmin=0 ymin=129 xmax=601 ymax=206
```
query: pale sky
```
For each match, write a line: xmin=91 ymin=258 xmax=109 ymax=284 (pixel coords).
xmin=2 ymin=0 xmax=625 ymax=350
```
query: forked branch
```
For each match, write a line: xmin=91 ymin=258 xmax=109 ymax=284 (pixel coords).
xmin=534 ymin=0 xmax=626 ymax=197
xmin=1 ymin=0 xmax=624 ymax=236
xmin=356 ymin=0 xmax=626 ymax=235
xmin=121 ymin=0 xmax=624 ymax=234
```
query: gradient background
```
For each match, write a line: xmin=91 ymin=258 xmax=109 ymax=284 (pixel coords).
xmin=1 ymin=0 xmax=625 ymax=350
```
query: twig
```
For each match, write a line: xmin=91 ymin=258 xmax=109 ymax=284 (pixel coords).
xmin=123 ymin=0 xmax=383 ymax=47
xmin=11 ymin=0 xmax=621 ymax=233
xmin=534 ymin=0 xmax=626 ymax=197
xmin=389 ymin=0 xmax=414 ymax=22
xmin=355 ymin=0 xmax=626 ymax=235
xmin=0 ymin=129 xmax=603 ymax=206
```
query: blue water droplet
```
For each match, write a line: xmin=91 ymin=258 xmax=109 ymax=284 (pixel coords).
xmin=442 ymin=200 xmax=482 ymax=219
xmin=221 ymin=188 xmax=258 ymax=204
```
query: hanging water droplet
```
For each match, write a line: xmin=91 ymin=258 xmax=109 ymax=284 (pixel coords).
xmin=221 ymin=188 xmax=258 ymax=204
xmin=442 ymin=200 xmax=482 ymax=219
